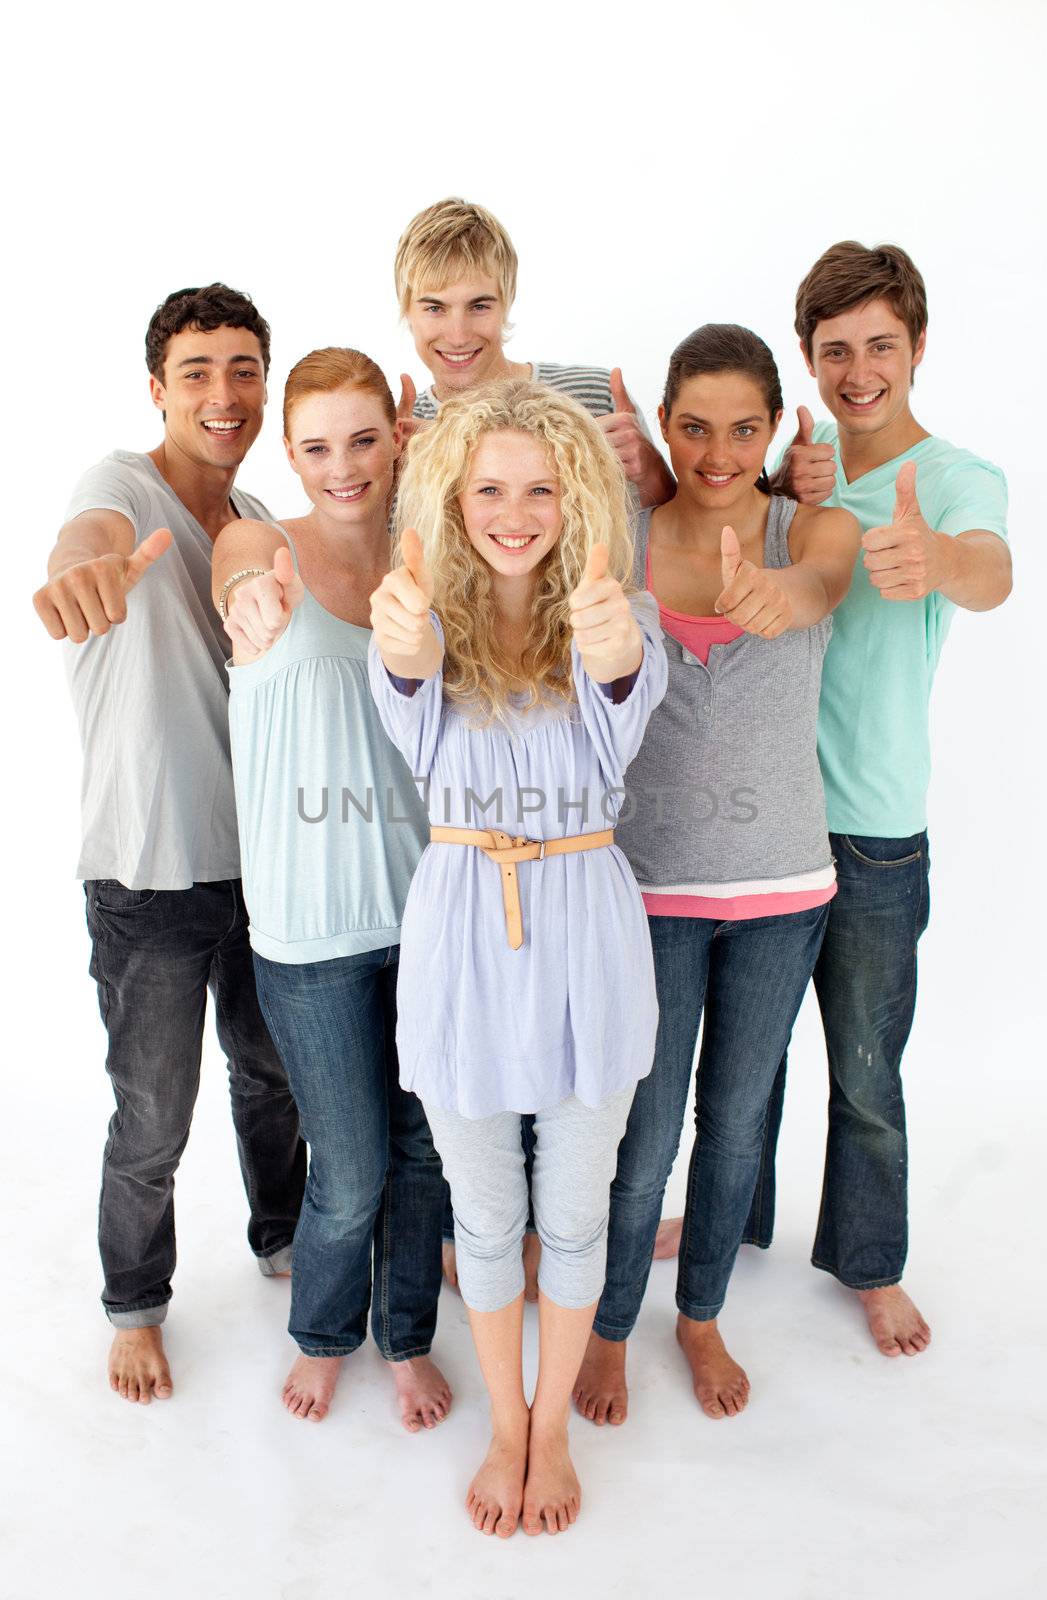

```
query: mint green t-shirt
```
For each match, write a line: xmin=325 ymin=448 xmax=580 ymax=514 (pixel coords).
xmin=809 ymin=424 xmax=1008 ymax=836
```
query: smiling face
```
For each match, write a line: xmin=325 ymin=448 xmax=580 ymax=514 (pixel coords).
xmin=458 ymin=430 xmax=562 ymax=586
xmin=805 ymin=297 xmax=925 ymax=438
xmin=660 ymin=372 xmax=781 ymax=511
xmin=406 ymin=272 xmax=510 ymax=394
xmin=284 ymin=386 xmax=401 ymax=522
xmin=150 ymin=323 xmax=266 ymax=468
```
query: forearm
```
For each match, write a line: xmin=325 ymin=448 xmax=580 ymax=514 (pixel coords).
xmin=379 ymin=624 xmax=444 ymax=683
xmin=936 ymin=531 xmax=1012 ymax=611
xmin=634 ymin=445 xmax=676 ymax=510
xmin=47 ymin=513 xmax=132 ymax=579
xmin=774 ymin=564 xmax=833 ymax=629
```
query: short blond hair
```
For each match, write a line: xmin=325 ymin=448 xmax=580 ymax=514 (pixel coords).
xmin=394 ymin=197 xmax=519 ymax=318
xmin=395 ymin=379 xmax=635 ymax=724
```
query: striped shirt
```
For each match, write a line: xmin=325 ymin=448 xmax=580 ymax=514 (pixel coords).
xmin=413 ymin=362 xmax=619 ymax=421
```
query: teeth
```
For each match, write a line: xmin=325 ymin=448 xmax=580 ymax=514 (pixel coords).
xmin=492 ymin=535 xmax=534 ymax=549
xmin=844 ymin=391 xmax=883 ymax=406
xmin=203 ymin=419 xmax=242 ymax=431
xmin=440 ymin=351 xmax=478 ymax=363
xmin=702 ymin=473 xmax=734 ymax=483
xmin=328 ymin=485 xmax=366 ymax=499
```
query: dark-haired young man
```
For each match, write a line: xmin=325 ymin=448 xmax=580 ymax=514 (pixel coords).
xmin=750 ymin=243 xmax=1011 ymax=1358
xmin=33 ymin=285 xmax=306 ymax=1404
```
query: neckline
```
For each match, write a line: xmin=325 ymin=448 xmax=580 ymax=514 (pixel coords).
xmin=275 ymin=521 xmax=376 ymax=636
xmin=643 ymin=500 xmax=781 ymax=623
xmin=140 ymin=451 xmax=246 ymax=544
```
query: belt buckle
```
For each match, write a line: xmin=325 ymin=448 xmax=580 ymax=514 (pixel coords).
xmin=535 ymin=838 xmax=546 ymax=862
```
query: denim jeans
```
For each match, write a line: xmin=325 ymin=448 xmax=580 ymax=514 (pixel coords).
xmin=85 ymin=879 xmax=306 ymax=1328
xmin=593 ymin=903 xmax=829 ymax=1337
xmin=253 ymin=946 xmax=445 ymax=1359
xmin=744 ymin=833 xmax=931 ymax=1288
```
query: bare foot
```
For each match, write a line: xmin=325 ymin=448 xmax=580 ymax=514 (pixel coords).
xmin=653 ymin=1216 xmax=683 ymax=1260
xmin=108 ymin=1327 xmax=173 ymax=1405
xmin=857 ymin=1285 xmax=931 ymax=1358
xmin=282 ymin=1352 xmax=343 ymax=1422
xmin=572 ymin=1331 xmax=628 ymax=1425
xmin=467 ymin=1416 xmax=529 ymax=1538
xmin=676 ymin=1314 xmax=750 ymax=1418
xmin=523 ymin=1232 xmax=541 ymax=1304
xmin=391 ymin=1355 xmax=453 ymax=1433
xmin=442 ymin=1240 xmax=460 ymax=1293
xmin=522 ymin=1422 xmax=581 ymax=1535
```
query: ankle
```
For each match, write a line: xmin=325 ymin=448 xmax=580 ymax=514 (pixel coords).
xmin=528 ymin=1406 xmax=569 ymax=1444
xmin=491 ymin=1404 xmax=530 ymax=1442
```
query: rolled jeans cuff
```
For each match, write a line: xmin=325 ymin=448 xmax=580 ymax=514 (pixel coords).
xmin=106 ymin=1302 xmax=168 ymax=1330
xmin=256 ymin=1245 xmax=294 ymax=1277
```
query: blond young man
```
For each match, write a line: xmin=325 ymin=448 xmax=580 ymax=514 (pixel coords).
xmin=394 ymin=197 xmax=675 ymax=510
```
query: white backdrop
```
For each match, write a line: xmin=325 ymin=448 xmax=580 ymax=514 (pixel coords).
xmin=3 ymin=2 xmax=1045 ymax=1597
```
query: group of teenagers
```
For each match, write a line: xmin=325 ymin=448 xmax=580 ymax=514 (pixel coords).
xmin=35 ymin=199 xmax=1011 ymax=1540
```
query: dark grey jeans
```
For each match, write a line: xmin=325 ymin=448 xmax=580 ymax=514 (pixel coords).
xmin=85 ymin=878 xmax=306 ymax=1327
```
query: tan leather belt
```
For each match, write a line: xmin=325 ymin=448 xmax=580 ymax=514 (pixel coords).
xmin=429 ymin=825 xmax=614 ymax=950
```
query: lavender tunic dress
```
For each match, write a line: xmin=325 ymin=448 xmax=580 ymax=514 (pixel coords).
xmin=367 ymin=593 xmax=668 ymax=1119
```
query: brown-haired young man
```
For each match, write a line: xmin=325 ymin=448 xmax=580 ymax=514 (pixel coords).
xmin=33 ymin=285 xmax=305 ymax=1403
xmin=747 ymin=242 xmax=1011 ymax=1357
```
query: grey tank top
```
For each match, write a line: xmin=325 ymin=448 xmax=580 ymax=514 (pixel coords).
xmin=618 ymin=497 xmax=833 ymax=893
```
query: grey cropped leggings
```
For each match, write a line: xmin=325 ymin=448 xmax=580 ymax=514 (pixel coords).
xmin=424 ymin=1088 xmax=635 ymax=1313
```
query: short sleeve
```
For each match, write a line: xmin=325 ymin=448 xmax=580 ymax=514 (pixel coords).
xmin=571 ymin=591 xmax=668 ymax=787
xmin=63 ymin=457 xmax=144 ymax=541
xmin=933 ymin=458 xmax=1009 ymax=542
xmin=367 ymin=611 xmax=446 ymax=779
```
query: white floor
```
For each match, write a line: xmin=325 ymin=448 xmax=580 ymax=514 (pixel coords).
xmin=5 ymin=944 xmax=1046 ymax=1600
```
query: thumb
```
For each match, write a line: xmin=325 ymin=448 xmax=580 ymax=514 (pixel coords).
xmin=583 ymin=542 xmax=610 ymax=584
xmin=272 ymin=544 xmax=304 ymax=606
xmin=893 ymin=460 xmax=919 ymax=523
xmin=794 ymin=404 xmax=815 ymax=446
xmin=609 ymin=368 xmax=635 ymax=415
xmin=720 ymin=525 xmax=742 ymax=588
xmin=400 ymin=527 xmax=432 ymax=597
xmin=397 ymin=373 xmax=417 ymax=419
xmin=123 ymin=527 xmax=172 ymax=589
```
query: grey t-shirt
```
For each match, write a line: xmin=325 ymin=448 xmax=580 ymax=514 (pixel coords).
xmin=62 ymin=450 xmax=270 ymax=889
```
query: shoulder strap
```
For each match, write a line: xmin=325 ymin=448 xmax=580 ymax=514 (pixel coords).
xmin=631 ymin=507 xmax=652 ymax=589
xmin=764 ymin=495 xmax=798 ymax=570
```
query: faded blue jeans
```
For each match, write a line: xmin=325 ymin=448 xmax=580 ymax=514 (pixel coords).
xmin=253 ymin=946 xmax=445 ymax=1359
xmin=744 ymin=832 xmax=931 ymax=1287
xmin=594 ymin=903 xmax=829 ymax=1336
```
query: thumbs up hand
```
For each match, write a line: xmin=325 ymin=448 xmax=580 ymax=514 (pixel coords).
xmin=861 ymin=462 xmax=948 ymax=601
xmin=395 ymin=373 xmax=428 ymax=445
xmin=370 ymin=527 xmax=443 ymax=679
xmin=714 ymin=526 xmax=793 ymax=639
xmin=33 ymin=526 xmax=173 ymax=643
xmin=596 ymin=369 xmax=675 ymax=508
xmin=778 ymin=406 xmax=837 ymax=505
xmin=569 ymin=541 xmax=643 ymax=682
xmin=224 ymin=544 xmax=306 ymax=662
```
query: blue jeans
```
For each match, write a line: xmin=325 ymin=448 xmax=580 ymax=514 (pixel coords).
xmin=594 ymin=904 xmax=829 ymax=1336
xmin=85 ymin=879 xmax=306 ymax=1328
xmin=744 ymin=832 xmax=931 ymax=1288
xmin=253 ymin=946 xmax=445 ymax=1359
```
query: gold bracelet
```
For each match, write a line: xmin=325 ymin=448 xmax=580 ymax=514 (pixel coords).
xmin=218 ymin=568 xmax=268 ymax=621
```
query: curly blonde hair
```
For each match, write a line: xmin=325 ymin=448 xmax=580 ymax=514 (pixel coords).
xmin=395 ymin=379 xmax=635 ymax=723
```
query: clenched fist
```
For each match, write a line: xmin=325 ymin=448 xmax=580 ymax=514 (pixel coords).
xmin=33 ymin=527 xmax=172 ymax=643
xmin=777 ymin=406 xmax=836 ymax=506
xmin=568 ymin=542 xmax=643 ymax=682
xmin=714 ymin=525 xmax=792 ymax=639
xmin=370 ymin=527 xmax=442 ymax=678
xmin=225 ymin=546 xmax=305 ymax=662
xmin=861 ymin=461 xmax=949 ymax=601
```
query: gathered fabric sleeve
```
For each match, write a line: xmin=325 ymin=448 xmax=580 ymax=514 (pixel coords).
xmin=571 ymin=590 xmax=668 ymax=788
xmin=366 ymin=611 xmax=446 ymax=781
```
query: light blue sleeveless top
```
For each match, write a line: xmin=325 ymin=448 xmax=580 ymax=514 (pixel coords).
xmin=227 ymin=528 xmax=428 ymax=963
